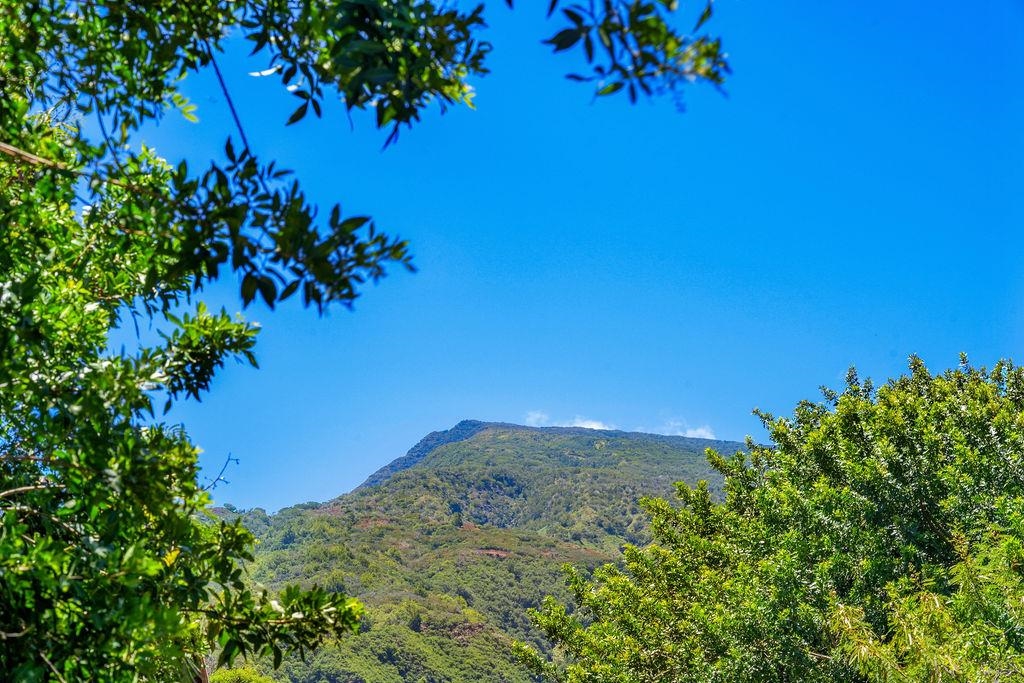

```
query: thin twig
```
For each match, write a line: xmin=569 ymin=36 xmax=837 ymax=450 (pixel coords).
xmin=0 ymin=140 xmax=69 ymax=170
xmin=0 ymin=137 xmax=206 ymax=237
xmin=0 ymin=138 xmax=134 ymax=196
xmin=0 ymin=624 xmax=30 ymax=640
xmin=201 ymin=453 xmax=238 ymax=491
xmin=0 ymin=484 xmax=55 ymax=500
xmin=96 ymin=106 xmax=130 ymax=180
xmin=206 ymin=45 xmax=252 ymax=153
xmin=205 ymin=42 xmax=279 ymax=267
xmin=40 ymin=651 xmax=69 ymax=683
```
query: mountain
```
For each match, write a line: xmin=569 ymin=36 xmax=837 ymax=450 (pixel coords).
xmin=234 ymin=421 xmax=742 ymax=682
xmin=355 ymin=420 xmax=493 ymax=489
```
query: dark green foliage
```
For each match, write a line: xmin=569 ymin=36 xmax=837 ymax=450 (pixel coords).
xmin=232 ymin=423 xmax=732 ymax=681
xmin=521 ymin=359 xmax=1024 ymax=682
xmin=519 ymin=0 xmax=729 ymax=106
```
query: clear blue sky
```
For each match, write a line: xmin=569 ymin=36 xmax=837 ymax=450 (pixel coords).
xmin=137 ymin=2 xmax=1024 ymax=511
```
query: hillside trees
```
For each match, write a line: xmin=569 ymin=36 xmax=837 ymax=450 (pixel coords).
xmin=519 ymin=358 xmax=1024 ymax=681
xmin=0 ymin=0 xmax=728 ymax=679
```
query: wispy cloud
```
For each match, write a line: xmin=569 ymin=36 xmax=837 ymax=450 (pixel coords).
xmin=683 ymin=425 xmax=716 ymax=439
xmin=563 ymin=416 xmax=616 ymax=430
xmin=527 ymin=412 xmax=714 ymax=438
xmin=524 ymin=411 xmax=616 ymax=430
xmin=524 ymin=410 xmax=550 ymax=427
xmin=654 ymin=418 xmax=716 ymax=440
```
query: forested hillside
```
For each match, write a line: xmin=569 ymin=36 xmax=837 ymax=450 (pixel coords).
xmin=224 ymin=422 xmax=738 ymax=682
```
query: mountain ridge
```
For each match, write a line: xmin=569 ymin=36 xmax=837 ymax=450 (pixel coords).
xmin=356 ymin=418 xmax=742 ymax=493
xmin=241 ymin=421 xmax=744 ymax=682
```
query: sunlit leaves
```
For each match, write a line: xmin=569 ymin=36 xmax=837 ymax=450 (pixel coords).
xmin=244 ymin=0 xmax=491 ymax=144
xmin=522 ymin=359 xmax=1024 ymax=681
xmin=2 ymin=0 xmax=416 ymax=312
xmin=0 ymin=124 xmax=359 ymax=683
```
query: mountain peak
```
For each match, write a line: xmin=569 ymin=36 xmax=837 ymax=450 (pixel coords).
xmin=356 ymin=419 xmax=493 ymax=489
xmin=356 ymin=419 xmax=737 ymax=491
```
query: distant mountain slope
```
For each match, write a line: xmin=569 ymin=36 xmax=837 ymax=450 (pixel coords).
xmin=356 ymin=419 xmax=492 ymax=489
xmin=239 ymin=422 xmax=743 ymax=682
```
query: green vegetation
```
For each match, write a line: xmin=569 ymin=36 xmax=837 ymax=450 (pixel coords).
xmin=1 ymin=1 xmax=726 ymax=679
xmin=0 ymin=135 xmax=361 ymax=681
xmin=211 ymin=668 xmax=277 ymax=683
xmin=229 ymin=423 xmax=731 ymax=681
xmin=520 ymin=358 xmax=1024 ymax=682
xmin=18 ymin=3 xmax=1009 ymax=682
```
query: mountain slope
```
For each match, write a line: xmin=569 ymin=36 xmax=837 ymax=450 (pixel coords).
xmin=356 ymin=420 xmax=493 ymax=489
xmin=236 ymin=422 xmax=742 ymax=682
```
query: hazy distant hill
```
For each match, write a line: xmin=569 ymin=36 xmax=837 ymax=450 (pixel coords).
xmin=235 ymin=421 xmax=742 ymax=682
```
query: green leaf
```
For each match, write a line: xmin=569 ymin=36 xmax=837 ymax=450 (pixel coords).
xmin=545 ymin=28 xmax=583 ymax=52
xmin=286 ymin=102 xmax=309 ymax=126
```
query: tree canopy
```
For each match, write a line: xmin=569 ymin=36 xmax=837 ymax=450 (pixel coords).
xmin=0 ymin=129 xmax=364 ymax=681
xmin=519 ymin=358 xmax=1024 ymax=682
xmin=1 ymin=0 xmax=728 ymax=310
xmin=0 ymin=1 xmax=728 ymax=680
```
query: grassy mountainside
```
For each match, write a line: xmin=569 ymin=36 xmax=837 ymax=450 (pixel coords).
xmin=232 ymin=422 xmax=741 ymax=682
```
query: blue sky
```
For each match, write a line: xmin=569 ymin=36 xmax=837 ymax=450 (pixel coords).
xmin=138 ymin=2 xmax=1024 ymax=511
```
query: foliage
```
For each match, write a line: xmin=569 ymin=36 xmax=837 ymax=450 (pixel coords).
xmin=1 ymin=0 xmax=727 ymax=678
xmin=522 ymin=0 xmax=729 ymax=104
xmin=210 ymin=667 xmax=278 ymax=683
xmin=231 ymin=423 xmax=730 ymax=681
xmin=0 ymin=0 xmax=727 ymax=310
xmin=0 ymin=134 xmax=362 ymax=680
xmin=519 ymin=358 xmax=1024 ymax=682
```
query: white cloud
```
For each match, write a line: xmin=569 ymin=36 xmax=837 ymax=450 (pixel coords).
xmin=684 ymin=425 xmax=716 ymax=439
xmin=524 ymin=411 xmax=610 ymax=428
xmin=654 ymin=418 xmax=716 ymax=440
xmin=525 ymin=412 xmax=714 ymax=438
xmin=523 ymin=411 xmax=616 ymax=430
xmin=525 ymin=410 xmax=550 ymax=427
xmin=563 ymin=416 xmax=616 ymax=430
xmin=248 ymin=65 xmax=282 ymax=77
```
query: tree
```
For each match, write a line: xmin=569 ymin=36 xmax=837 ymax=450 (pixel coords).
xmin=1 ymin=0 xmax=728 ymax=311
xmin=518 ymin=358 xmax=1024 ymax=682
xmin=0 ymin=137 xmax=363 ymax=681
xmin=0 ymin=1 xmax=728 ymax=680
